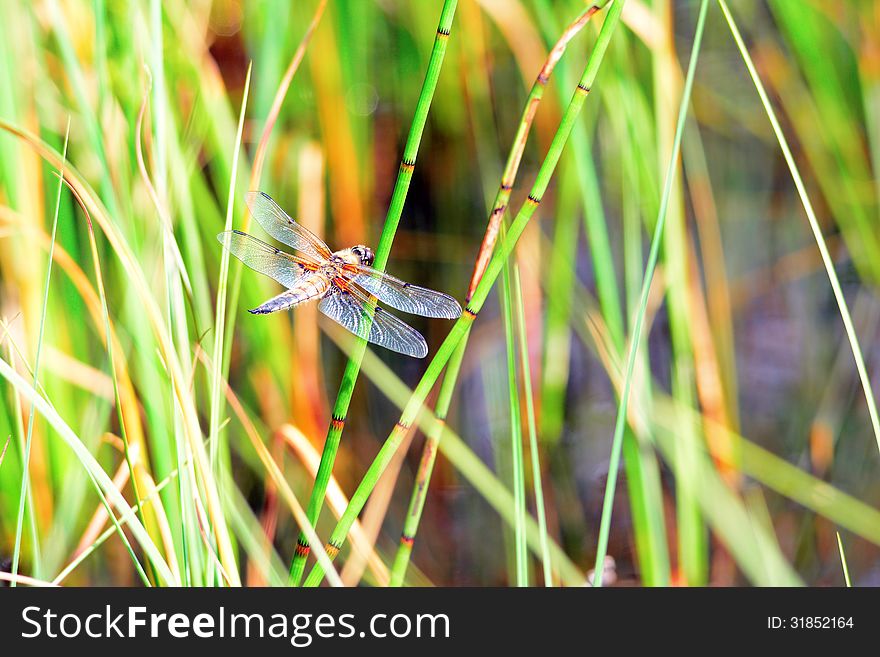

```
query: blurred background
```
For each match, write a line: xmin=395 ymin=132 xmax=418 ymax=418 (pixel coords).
xmin=0 ymin=0 xmax=879 ymax=587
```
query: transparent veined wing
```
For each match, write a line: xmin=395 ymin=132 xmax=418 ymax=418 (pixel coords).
xmin=318 ymin=284 xmax=428 ymax=358
xmin=217 ymin=230 xmax=316 ymax=289
xmin=345 ymin=267 xmax=462 ymax=319
xmin=245 ymin=191 xmax=331 ymax=262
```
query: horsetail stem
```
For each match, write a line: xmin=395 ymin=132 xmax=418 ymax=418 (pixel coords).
xmin=305 ymin=0 xmax=625 ymax=588
xmin=388 ymin=1 xmax=608 ymax=588
xmin=466 ymin=2 xmax=606 ymax=301
xmin=288 ymin=0 xmax=459 ymax=585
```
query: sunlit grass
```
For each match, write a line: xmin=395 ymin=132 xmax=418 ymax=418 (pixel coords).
xmin=0 ymin=0 xmax=878 ymax=588
xmin=837 ymin=532 xmax=851 ymax=588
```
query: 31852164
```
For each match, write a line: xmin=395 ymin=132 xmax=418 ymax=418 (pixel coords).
xmin=768 ymin=616 xmax=854 ymax=630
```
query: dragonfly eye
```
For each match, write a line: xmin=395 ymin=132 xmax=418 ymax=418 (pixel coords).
xmin=354 ymin=245 xmax=374 ymax=266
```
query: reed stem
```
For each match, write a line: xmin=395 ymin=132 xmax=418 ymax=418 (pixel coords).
xmin=306 ymin=0 xmax=625 ymax=587
xmin=288 ymin=0 xmax=460 ymax=585
xmin=388 ymin=0 xmax=608 ymax=587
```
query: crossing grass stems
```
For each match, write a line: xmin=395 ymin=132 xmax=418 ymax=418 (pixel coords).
xmin=304 ymin=0 xmax=626 ymax=588
xmin=288 ymin=0 xmax=460 ymax=586
xmin=389 ymin=1 xmax=610 ymax=588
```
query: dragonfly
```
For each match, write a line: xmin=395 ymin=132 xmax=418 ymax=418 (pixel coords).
xmin=217 ymin=192 xmax=462 ymax=358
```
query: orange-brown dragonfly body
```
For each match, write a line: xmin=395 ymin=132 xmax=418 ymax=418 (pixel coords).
xmin=218 ymin=192 xmax=461 ymax=357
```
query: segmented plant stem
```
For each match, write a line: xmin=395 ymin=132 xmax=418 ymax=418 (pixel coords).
xmin=388 ymin=332 xmax=467 ymax=585
xmin=288 ymin=0 xmax=459 ymax=585
xmin=305 ymin=0 xmax=625 ymax=587
xmin=388 ymin=1 xmax=607 ymax=587
xmin=467 ymin=2 xmax=606 ymax=299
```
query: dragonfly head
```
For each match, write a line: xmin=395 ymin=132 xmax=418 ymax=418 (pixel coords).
xmin=351 ymin=245 xmax=375 ymax=266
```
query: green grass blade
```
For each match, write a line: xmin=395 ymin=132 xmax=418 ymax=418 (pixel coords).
xmin=52 ymin=464 xmax=182 ymax=585
xmin=209 ymin=64 xmax=252 ymax=467
xmin=592 ymin=0 xmax=709 ymax=586
xmin=207 ymin=64 xmax=252 ymax=585
xmin=3 ymin=341 xmax=40 ymax=582
xmin=11 ymin=121 xmax=69 ymax=585
xmin=79 ymin=174 xmax=159 ymax=584
xmin=499 ymin=225 xmax=528 ymax=586
xmin=513 ymin=266 xmax=552 ymax=586
xmin=837 ymin=532 xmax=852 ymax=587
xmin=0 ymin=356 xmax=176 ymax=584
xmin=717 ymin=0 xmax=880 ymax=455
xmin=655 ymin=0 xmax=706 ymax=586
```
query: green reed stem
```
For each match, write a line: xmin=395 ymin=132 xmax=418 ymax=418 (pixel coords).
xmin=388 ymin=331 xmax=468 ymax=586
xmin=514 ymin=266 xmax=552 ymax=586
xmin=500 ymin=225 xmax=528 ymax=586
xmin=327 ymin=322 xmax=584 ymax=585
xmin=591 ymin=0 xmax=708 ymax=587
xmin=388 ymin=0 xmax=606 ymax=587
xmin=305 ymin=0 xmax=625 ymax=587
xmin=288 ymin=0 xmax=459 ymax=585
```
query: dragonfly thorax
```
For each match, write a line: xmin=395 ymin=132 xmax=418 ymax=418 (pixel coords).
xmin=222 ymin=191 xmax=461 ymax=358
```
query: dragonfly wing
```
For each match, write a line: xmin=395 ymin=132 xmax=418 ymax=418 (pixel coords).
xmin=348 ymin=268 xmax=462 ymax=319
xmin=245 ymin=191 xmax=331 ymax=262
xmin=318 ymin=286 xmax=428 ymax=358
xmin=217 ymin=230 xmax=314 ymax=289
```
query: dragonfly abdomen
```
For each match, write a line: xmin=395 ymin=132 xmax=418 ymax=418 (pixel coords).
xmin=249 ymin=274 xmax=331 ymax=314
